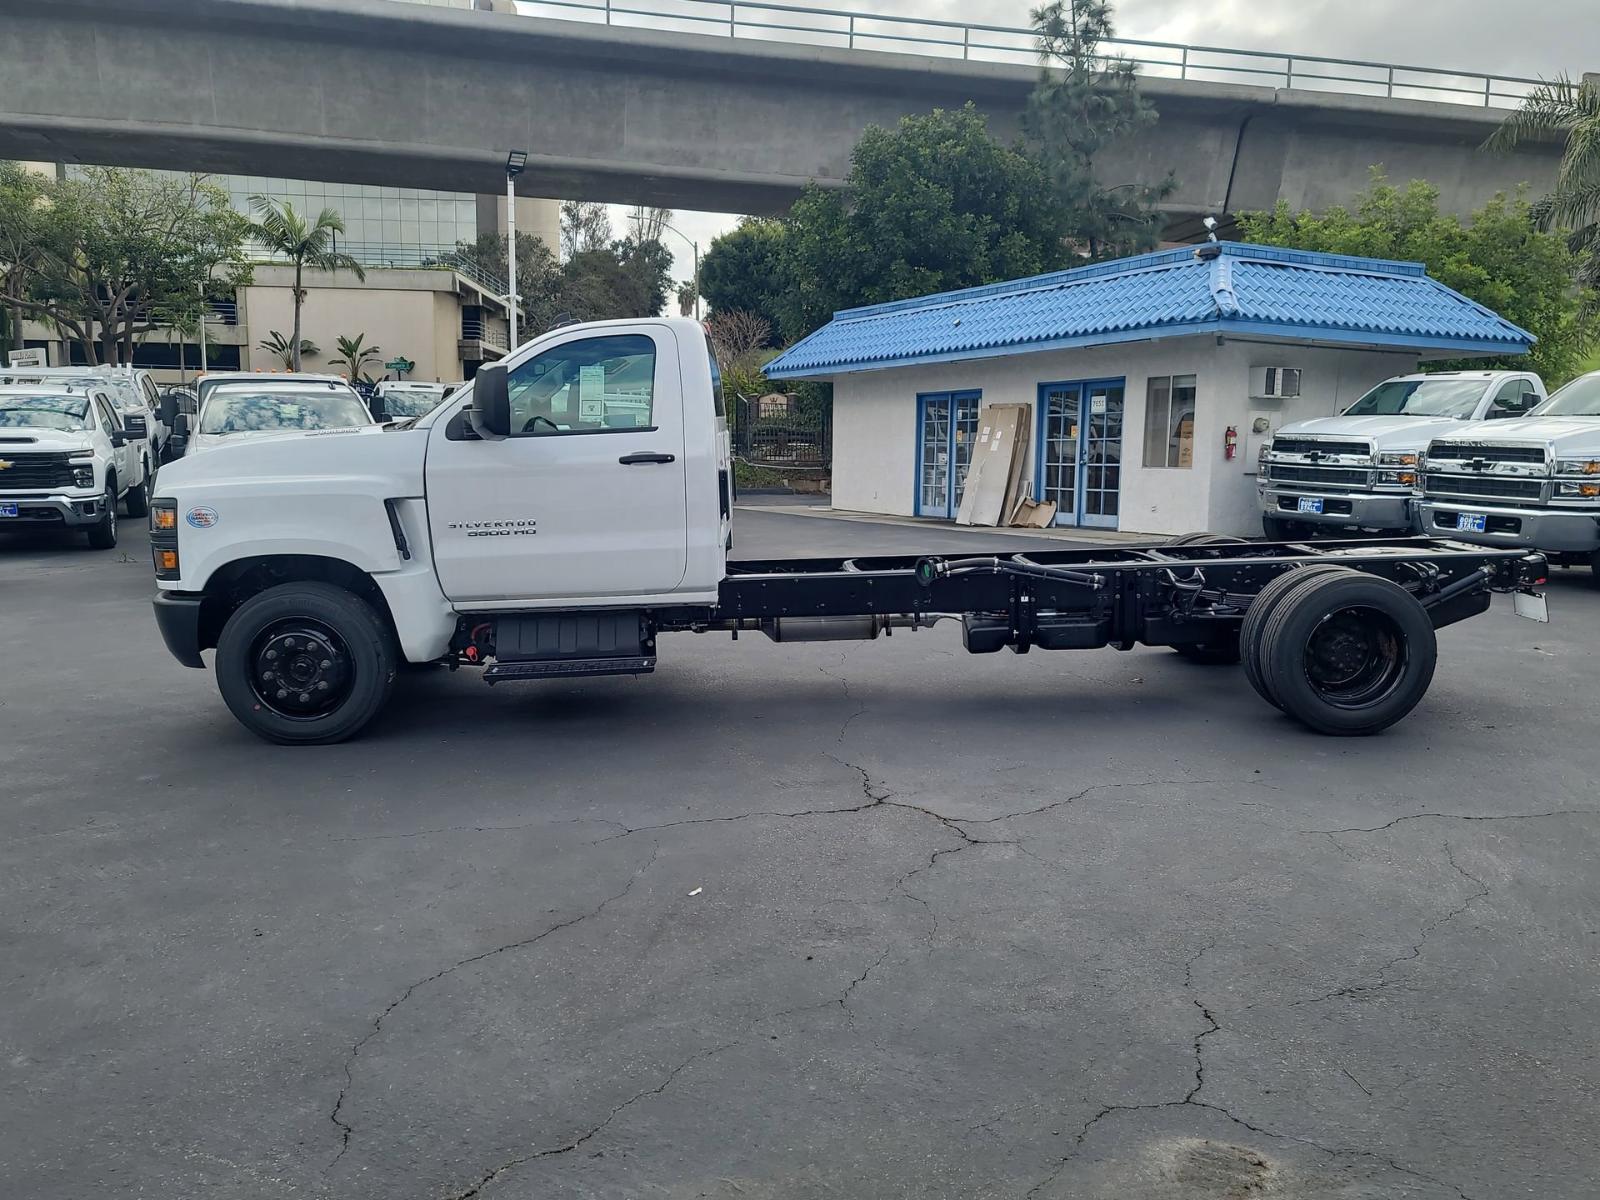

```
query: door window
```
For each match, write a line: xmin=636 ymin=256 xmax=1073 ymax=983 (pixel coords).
xmin=507 ymin=334 xmax=656 ymax=436
xmin=1487 ymin=378 xmax=1539 ymax=419
xmin=1039 ymin=381 xmax=1126 ymax=529
xmin=1144 ymin=375 xmax=1197 ymax=468
xmin=917 ymin=391 xmax=980 ymax=518
xmin=92 ymin=395 xmax=121 ymax=434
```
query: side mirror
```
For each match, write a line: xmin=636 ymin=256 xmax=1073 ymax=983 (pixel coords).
xmin=369 ymin=394 xmax=388 ymax=421
xmin=111 ymin=431 xmax=128 ymax=447
xmin=174 ymin=413 xmax=192 ymax=437
xmin=124 ymin=414 xmax=148 ymax=440
xmin=471 ymin=363 xmax=510 ymax=438
xmin=158 ymin=393 xmax=178 ymax=425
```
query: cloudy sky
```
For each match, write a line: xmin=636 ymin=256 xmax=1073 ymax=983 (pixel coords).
xmin=577 ymin=0 xmax=1600 ymax=287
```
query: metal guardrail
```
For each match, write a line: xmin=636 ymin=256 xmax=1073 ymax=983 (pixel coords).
xmin=247 ymin=240 xmax=513 ymax=299
xmin=514 ymin=0 xmax=1545 ymax=109
xmin=460 ymin=316 xmax=508 ymax=351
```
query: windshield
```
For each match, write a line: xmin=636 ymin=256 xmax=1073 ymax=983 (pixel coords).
xmin=199 ymin=387 xmax=371 ymax=434
xmin=380 ymin=386 xmax=449 ymax=417
xmin=0 ymin=394 xmax=90 ymax=432
xmin=1342 ymin=378 xmax=1487 ymax=418
xmin=1532 ymin=374 xmax=1600 ymax=418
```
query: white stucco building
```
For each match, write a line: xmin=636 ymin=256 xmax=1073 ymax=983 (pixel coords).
xmin=766 ymin=243 xmax=1534 ymax=538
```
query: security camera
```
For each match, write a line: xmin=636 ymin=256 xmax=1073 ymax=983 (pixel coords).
xmin=1203 ymin=216 xmax=1218 ymax=232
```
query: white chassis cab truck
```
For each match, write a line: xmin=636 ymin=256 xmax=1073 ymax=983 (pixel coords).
xmin=1258 ymin=371 xmax=1546 ymax=538
xmin=149 ymin=318 xmax=1549 ymax=745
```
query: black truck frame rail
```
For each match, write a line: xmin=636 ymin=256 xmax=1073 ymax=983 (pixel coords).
xmin=456 ymin=536 xmax=1545 ymax=738
xmin=693 ymin=537 xmax=1544 ymax=646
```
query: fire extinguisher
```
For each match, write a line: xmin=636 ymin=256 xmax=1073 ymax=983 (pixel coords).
xmin=1224 ymin=425 xmax=1239 ymax=461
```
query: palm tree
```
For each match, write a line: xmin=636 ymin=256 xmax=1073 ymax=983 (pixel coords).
xmin=1486 ymin=76 xmax=1600 ymax=306
xmin=245 ymin=197 xmax=365 ymax=370
xmin=257 ymin=330 xmax=319 ymax=369
xmin=330 ymin=333 xmax=382 ymax=382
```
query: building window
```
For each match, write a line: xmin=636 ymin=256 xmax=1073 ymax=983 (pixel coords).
xmin=1144 ymin=374 xmax=1197 ymax=469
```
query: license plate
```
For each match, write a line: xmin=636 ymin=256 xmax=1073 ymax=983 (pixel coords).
xmin=1297 ymin=497 xmax=1323 ymax=515
xmin=0 ymin=502 xmax=17 ymax=518
xmin=1456 ymin=512 xmax=1488 ymax=533
xmin=1514 ymin=590 xmax=1549 ymax=623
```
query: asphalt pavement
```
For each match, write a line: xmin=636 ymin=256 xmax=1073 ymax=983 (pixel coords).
xmin=4 ymin=508 xmax=1600 ymax=1199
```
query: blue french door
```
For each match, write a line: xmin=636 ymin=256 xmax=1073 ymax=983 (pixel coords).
xmin=1037 ymin=380 xmax=1125 ymax=529
xmin=917 ymin=391 xmax=981 ymax=519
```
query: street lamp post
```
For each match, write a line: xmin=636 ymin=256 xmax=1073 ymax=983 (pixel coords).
xmin=504 ymin=150 xmax=527 ymax=350
xmin=658 ymin=220 xmax=701 ymax=321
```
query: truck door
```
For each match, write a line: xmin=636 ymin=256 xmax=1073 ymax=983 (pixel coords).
xmin=92 ymin=392 xmax=136 ymax=488
xmin=425 ymin=326 xmax=689 ymax=604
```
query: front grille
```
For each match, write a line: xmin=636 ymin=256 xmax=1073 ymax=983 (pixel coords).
xmin=0 ymin=452 xmax=74 ymax=489
xmin=1423 ymin=475 xmax=1545 ymax=502
xmin=1428 ymin=442 xmax=1546 ymax=465
xmin=1271 ymin=437 xmax=1370 ymax=458
xmin=1267 ymin=464 xmax=1371 ymax=488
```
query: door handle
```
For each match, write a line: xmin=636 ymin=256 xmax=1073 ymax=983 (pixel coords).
xmin=619 ymin=451 xmax=676 ymax=465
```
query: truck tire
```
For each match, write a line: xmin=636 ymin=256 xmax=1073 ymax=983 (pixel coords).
xmin=215 ymin=582 xmax=397 ymax=745
xmin=1240 ymin=564 xmax=1350 ymax=707
xmin=85 ymin=480 xmax=118 ymax=549
xmin=1590 ymin=549 xmax=1600 ymax=589
xmin=124 ymin=475 xmax=150 ymax=519
xmin=1257 ymin=570 xmax=1436 ymax=736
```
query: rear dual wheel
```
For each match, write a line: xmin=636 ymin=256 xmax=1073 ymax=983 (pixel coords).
xmin=1242 ymin=567 xmax=1437 ymax=736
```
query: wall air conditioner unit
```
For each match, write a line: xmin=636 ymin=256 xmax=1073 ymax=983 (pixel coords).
xmin=1250 ymin=366 xmax=1302 ymax=400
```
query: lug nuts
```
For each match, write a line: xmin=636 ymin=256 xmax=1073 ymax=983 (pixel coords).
xmin=320 ymin=659 xmax=331 ymax=669
xmin=265 ymin=649 xmax=277 ymax=661
xmin=276 ymin=689 xmax=288 ymax=699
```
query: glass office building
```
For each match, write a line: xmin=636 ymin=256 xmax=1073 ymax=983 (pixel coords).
xmin=213 ymin=176 xmax=480 ymax=259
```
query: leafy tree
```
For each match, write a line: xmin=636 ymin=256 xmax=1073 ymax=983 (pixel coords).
xmin=1022 ymin=0 xmax=1174 ymax=260
xmin=245 ymin=197 xmax=365 ymax=370
xmin=0 ymin=162 xmax=55 ymax=353
xmin=699 ymin=217 xmax=786 ymax=337
xmin=330 ymin=333 xmax=382 ymax=381
xmin=1239 ymin=173 xmax=1597 ymax=384
xmin=1486 ymin=75 xmax=1600 ymax=314
xmin=777 ymin=104 xmax=1075 ymax=339
xmin=560 ymin=200 xmax=612 ymax=258
xmin=9 ymin=167 xmax=251 ymax=366
xmin=257 ymin=330 xmax=318 ymax=368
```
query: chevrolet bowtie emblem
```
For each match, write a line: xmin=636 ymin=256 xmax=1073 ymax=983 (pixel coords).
xmin=0 ymin=459 xmax=12 ymax=470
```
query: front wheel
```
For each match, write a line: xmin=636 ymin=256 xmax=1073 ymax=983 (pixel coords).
xmin=124 ymin=474 xmax=150 ymax=519
xmin=215 ymin=582 xmax=397 ymax=745
xmin=85 ymin=482 xmax=118 ymax=549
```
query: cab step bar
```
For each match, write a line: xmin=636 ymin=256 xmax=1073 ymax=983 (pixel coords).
xmin=483 ymin=655 xmax=656 ymax=684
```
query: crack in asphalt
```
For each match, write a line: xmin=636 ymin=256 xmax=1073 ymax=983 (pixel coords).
xmin=1022 ymin=939 xmax=1475 ymax=1200
xmin=442 ymin=1039 xmax=740 ymax=1200
xmin=326 ymin=840 xmax=659 ymax=1169
xmin=956 ymin=778 xmax=1236 ymax=827
xmin=1307 ymin=809 xmax=1600 ymax=836
xmin=1291 ymin=841 xmax=1491 ymax=1009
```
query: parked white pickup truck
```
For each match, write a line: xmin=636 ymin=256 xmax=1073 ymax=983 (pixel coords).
xmin=1417 ymin=371 xmax=1600 ymax=581
xmin=1258 ymin=371 xmax=1546 ymax=538
xmin=176 ymin=375 xmax=378 ymax=457
xmin=0 ymin=382 xmax=150 ymax=547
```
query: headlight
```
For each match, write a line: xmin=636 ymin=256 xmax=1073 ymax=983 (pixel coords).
xmin=68 ymin=449 xmax=94 ymax=460
xmin=151 ymin=500 xmax=177 ymax=531
xmin=1556 ymin=458 xmax=1600 ymax=476
xmin=1258 ymin=441 xmax=1272 ymax=463
xmin=1556 ymin=481 xmax=1600 ymax=498
xmin=1378 ymin=470 xmax=1417 ymax=486
xmin=1379 ymin=452 xmax=1419 ymax=467
xmin=73 ymin=464 xmax=94 ymax=488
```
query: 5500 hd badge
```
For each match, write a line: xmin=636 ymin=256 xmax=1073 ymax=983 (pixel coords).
xmin=448 ymin=519 xmax=538 ymax=537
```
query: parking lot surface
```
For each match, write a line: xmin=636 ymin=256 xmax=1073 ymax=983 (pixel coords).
xmin=5 ymin=510 xmax=1600 ymax=1199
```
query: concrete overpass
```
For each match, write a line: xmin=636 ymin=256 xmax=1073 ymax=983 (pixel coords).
xmin=0 ymin=0 xmax=1562 ymax=224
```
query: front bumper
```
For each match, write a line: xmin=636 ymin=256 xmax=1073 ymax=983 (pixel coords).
xmin=1416 ymin=499 xmax=1600 ymax=553
xmin=153 ymin=591 xmax=206 ymax=668
xmin=0 ymin=492 xmax=109 ymax=528
xmin=1258 ymin=486 xmax=1413 ymax=530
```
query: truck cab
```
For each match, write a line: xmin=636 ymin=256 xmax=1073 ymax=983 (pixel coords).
xmin=1416 ymin=370 xmax=1600 ymax=581
xmin=1258 ymin=370 xmax=1545 ymax=537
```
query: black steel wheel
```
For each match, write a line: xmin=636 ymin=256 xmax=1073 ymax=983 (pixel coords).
xmin=1239 ymin=564 xmax=1352 ymax=708
xmin=216 ymin=582 xmax=396 ymax=745
xmin=1258 ymin=572 xmax=1436 ymax=736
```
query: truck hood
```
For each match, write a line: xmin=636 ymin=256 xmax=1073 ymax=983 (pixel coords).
xmin=159 ymin=423 xmax=426 ymax=492
xmin=0 ymin=428 xmax=96 ymax=453
xmin=1429 ymin=416 xmax=1600 ymax=453
xmin=1279 ymin=414 xmax=1476 ymax=448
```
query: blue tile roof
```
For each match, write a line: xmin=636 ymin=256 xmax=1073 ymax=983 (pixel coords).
xmin=765 ymin=242 xmax=1534 ymax=379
